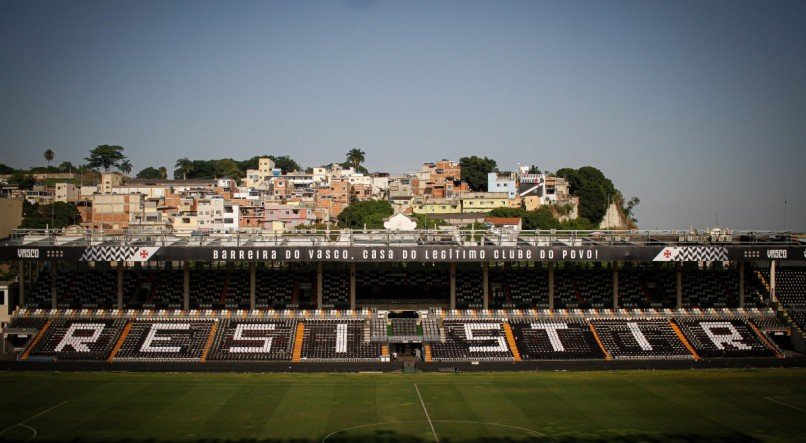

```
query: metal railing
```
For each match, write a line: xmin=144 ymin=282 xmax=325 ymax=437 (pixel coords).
xmin=3 ymin=227 xmax=801 ymax=248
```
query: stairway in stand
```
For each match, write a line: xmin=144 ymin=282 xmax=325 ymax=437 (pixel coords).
xmin=748 ymin=320 xmax=785 ymax=359
xmin=108 ymin=321 xmax=133 ymax=362
xmin=502 ymin=322 xmax=521 ymax=361
xmin=20 ymin=320 xmax=51 ymax=361
xmin=291 ymin=323 xmax=305 ymax=362
xmin=668 ymin=319 xmax=700 ymax=361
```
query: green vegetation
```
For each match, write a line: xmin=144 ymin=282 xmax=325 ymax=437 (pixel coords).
xmin=489 ymin=207 xmax=595 ymax=230
xmin=118 ymin=159 xmax=132 ymax=175
xmin=6 ymin=172 xmax=36 ymax=189
xmin=346 ymin=148 xmax=366 ymax=171
xmin=20 ymin=201 xmax=81 ymax=229
xmin=552 ymin=166 xmax=639 ymax=226
xmin=340 ymin=161 xmax=369 ymax=175
xmin=413 ymin=213 xmax=448 ymax=229
xmin=0 ymin=369 xmax=803 ymax=441
xmin=177 ymin=155 xmax=302 ymax=180
xmin=1 ymin=162 xmax=81 ymax=176
xmin=555 ymin=166 xmax=615 ymax=224
xmin=459 ymin=156 xmax=498 ymax=191
xmin=43 ymin=149 xmax=54 ymax=170
xmin=236 ymin=155 xmax=301 ymax=175
xmin=84 ymin=145 xmax=127 ymax=172
xmin=175 ymin=158 xmax=194 ymax=180
xmin=624 ymin=196 xmax=640 ymax=223
xmin=338 ymin=200 xmax=393 ymax=229
xmin=136 ymin=166 xmax=163 ymax=179
xmin=270 ymin=156 xmax=301 ymax=174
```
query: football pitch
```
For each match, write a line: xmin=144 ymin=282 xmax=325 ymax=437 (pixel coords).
xmin=0 ymin=369 xmax=804 ymax=442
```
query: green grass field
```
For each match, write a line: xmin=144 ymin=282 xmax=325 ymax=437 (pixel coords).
xmin=0 ymin=369 xmax=804 ymax=442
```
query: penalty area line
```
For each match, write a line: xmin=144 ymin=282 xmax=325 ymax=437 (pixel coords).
xmin=415 ymin=383 xmax=439 ymax=442
xmin=765 ymin=397 xmax=806 ymax=413
xmin=0 ymin=400 xmax=68 ymax=437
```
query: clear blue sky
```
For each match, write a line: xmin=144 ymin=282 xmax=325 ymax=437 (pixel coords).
xmin=1 ymin=0 xmax=804 ymax=230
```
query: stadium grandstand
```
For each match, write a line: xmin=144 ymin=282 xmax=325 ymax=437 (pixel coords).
xmin=1 ymin=227 xmax=804 ymax=370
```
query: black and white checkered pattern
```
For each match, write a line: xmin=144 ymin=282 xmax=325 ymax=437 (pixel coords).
xmin=79 ymin=247 xmax=157 ymax=262
xmin=654 ymin=247 xmax=728 ymax=262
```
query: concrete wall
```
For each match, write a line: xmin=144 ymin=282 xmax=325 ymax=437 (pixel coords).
xmin=0 ymin=199 xmax=23 ymax=238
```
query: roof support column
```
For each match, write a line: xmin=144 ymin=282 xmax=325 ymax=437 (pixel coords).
xmin=249 ymin=261 xmax=256 ymax=311
xmin=349 ymin=263 xmax=356 ymax=311
xmin=676 ymin=262 xmax=682 ymax=309
xmin=183 ymin=262 xmax=190 ymax=311
xmin=117 ymin=262 xmax=123 ymax=310
xmin=548 ymin=262 xmax=554 ymax=310
xmin=482 ymin=262 xmax=489 ymax=310
xmin=613 ymin=264 xmax=619 ymax=310
xmin=51 ymin=260 xmax=58 ymax=310
xmin=316 ymin=262 xmax=323 ymax=310
xmin=738 ymin=261 xmax=745 ymax=308
xmin=449 ymin=262 xmax=456 ymax=310
xmin=17 ymin=261 xmax=24 ymax=308
xmin=770 ymin=260 xmax=777 ymax=303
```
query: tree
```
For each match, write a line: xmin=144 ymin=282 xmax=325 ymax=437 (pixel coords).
xmin=158 ymin=166 xmax=168 ymax=179
xmin=339 ymin=161 xmax=368 ymax=175
xmin=85 ymin=145 xmax=126 ymax=171
xmin=346 ymin=148 xmax=366 ymax=171
xmin=487 ymin=206 xmax=593 ymax=230
xmin=175 ymin=157 xmax=193 ymax=180
xmin=527 ymin=164 xmax=540 ymax=174
xmin=459 ymin=156 xmax=498 ymax=191
xmin=337 ymin=200 xmax=392 ymax=229
xmin=136 ymin=167 xmax=163 ymax=179
xmin=20 ymin=202 xmax=81 ymax=229
xmin=58 ymin=161 xmax=75 ymax=173
xmin=43 ymin=149 xmax=54 ymax=168
xmin=0 ymin=163 xmax=16 ymax=174
xmin=555 ymin=166 xmax=617 ymax=224
xmin=8 ymin=172 xmax=36 ymax=189
xmin=238 ymin=155 xmax=301 ymax=174
xmin=623 ymin=196 xmax=640 ymax=223
xmin=213 ymin=159 xmax=242 ymax=180
xmin=270 ymin=155 xmax=301 ymax=174
xmin=118 ymin=159 xmax=132 ymax=175
xmin=413 ymin=213 xmax=447 ymax=229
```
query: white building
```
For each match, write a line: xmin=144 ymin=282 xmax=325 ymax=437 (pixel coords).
xmin=55 ymin=183 xmax=79 ymax=202
xmin=371 ymin=174 xmax=389 ymax=198
xmin=197 ymin=197 xmax=239 ymax=232
xmin=244 ymin=157 xmax=281 ymax=188
xmin=111 ymin=184 xmax=167 ymax=199
xmin=99 ymin=171 xmax=124 ymax=194
xmin=487 ymin=172 xmax=518 ymax=199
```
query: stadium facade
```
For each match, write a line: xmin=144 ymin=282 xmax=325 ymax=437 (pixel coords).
xmin=2 ymin=228 xmax=805 ymax=370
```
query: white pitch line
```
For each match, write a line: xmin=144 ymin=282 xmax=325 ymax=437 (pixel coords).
xmin=0 ymin=400 xmax=68 ymax=437
xmin=765 ymin=397 xmax=806 ymax=413
xmin=414 ymin=383 xmax=439 ymax=442
xmin=18 ymin=423 xmax=37 ymax=441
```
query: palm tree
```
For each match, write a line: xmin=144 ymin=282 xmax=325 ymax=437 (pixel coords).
xmin=118 ymin=159 xmax=132 ymax=175
xmin=175 ymin=157 xmax=193 ymax=180
xmin=158 ymin=166 xmax=168 ymax=179
xmin=43 ymin=149 xmax=54 ymax=178
xmin=43 ymin=149 xmax=54 ymax=168
xmin=346 ymin=148 xmax=365 ymax=171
